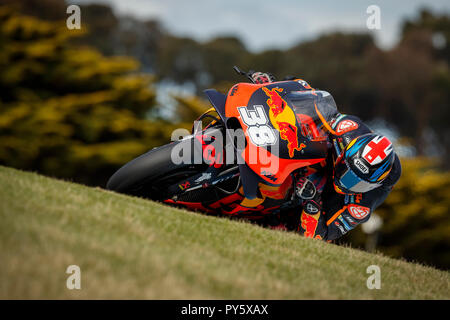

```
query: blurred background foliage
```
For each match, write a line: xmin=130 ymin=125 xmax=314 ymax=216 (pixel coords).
xmin=0 ymin=0 xmax=448 ymax=269
xmin=0 ymin=5 xmax=176 ymax=185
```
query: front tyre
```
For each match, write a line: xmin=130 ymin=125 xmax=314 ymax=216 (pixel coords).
xmin=106 ymin=139 xmax=207 ymax=200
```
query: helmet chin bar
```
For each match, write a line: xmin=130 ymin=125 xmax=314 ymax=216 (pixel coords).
xmin=334 ymin=167 xmax=382 ymax=194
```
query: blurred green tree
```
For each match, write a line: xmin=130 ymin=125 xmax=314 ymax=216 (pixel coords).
xmin=280 ymin=32 xmax=377 ymax=120
xmin=365 ymin=30 xmax=436 ymax=155
xmin=73 ymin=3 xmax=118 ymax=56
xmin=402 ymin=9 xmax=450 ymax=162
xmin=403 ymin=8 xmax=450 ymax=63
xmin=0 ymin=7 xmax=172 ymax=186
xmin=171 ymin=94 xmax=211 ymax=125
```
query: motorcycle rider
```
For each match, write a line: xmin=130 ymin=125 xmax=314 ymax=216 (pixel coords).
xmin=251 ymin=71 xmax=402 ymax=240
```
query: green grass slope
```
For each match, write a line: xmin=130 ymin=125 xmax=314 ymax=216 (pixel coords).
xmin=0 ymin=165 xmax=448 ymax=299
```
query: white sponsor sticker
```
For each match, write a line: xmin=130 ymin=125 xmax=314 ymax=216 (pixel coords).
xmin=354 ymin=158 xmax=369 ymax=174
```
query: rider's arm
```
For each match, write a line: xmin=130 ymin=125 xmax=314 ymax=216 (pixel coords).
xmin=323 ymin=190 xmax=380 ymax=240
xmin=324 ymin=155 xmax=401 ymax=240
xmin=296 ymin=166 xmax=330 ymax=239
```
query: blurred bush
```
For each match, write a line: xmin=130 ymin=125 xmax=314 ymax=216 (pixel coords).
xmin=172 ymin=94 xmax=211 ymax=124
xmin=0 ymin=7 xmax=173 ymax=186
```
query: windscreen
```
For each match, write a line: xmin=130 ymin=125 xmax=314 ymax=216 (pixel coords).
xmin=286 ymin=90 xmax=339 ymax=141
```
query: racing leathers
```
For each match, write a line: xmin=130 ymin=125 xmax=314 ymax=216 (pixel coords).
xmin=297 ymin=114 xmax=402 ymax=240
xmin=248 ymin=71 xmax=402 ymax=240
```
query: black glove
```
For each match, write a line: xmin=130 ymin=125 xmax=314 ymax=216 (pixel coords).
xmin=296 ymin=177 xmax=322 ymax=215
xmin=295 ymin=177 xmax=316 ymax=200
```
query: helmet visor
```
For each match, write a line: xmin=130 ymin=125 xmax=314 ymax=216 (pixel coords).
xmin=334 ymin=158 xmax=382 ymax=193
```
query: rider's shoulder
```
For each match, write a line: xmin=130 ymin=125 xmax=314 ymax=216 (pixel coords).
xmin=330 ymin=114 xmax=371 ymax=139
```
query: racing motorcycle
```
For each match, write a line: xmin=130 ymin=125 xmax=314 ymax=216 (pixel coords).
xmin=106 ymin=67 xmax=339 ymax=227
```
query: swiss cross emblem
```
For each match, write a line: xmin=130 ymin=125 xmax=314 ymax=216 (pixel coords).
xmin=336 ymin=120 xmax=358 ymax=135
xmin=362 ymin=136 xmax=393 ymax=165
xmin=348 ymin=205 xmax=370 ymax=219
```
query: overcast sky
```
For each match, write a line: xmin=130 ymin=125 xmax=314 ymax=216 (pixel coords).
xmin=72 ymin=0 xmax=450 ymax=51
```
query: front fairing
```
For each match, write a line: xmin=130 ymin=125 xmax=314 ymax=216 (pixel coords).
xmin=204 ymin=80 xmax=339 ymax=198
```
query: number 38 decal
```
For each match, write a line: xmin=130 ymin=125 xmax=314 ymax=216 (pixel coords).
xmin=237 ymin=105 xmax=277 ymax=146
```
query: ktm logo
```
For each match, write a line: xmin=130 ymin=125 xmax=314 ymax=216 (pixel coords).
xmin=336 ymin=120 xmax=358 ymax=135
xmin=348 ymin=205 xmax=370 ymax=219
xmin=230 ymin=84 xmax=239 ymax=96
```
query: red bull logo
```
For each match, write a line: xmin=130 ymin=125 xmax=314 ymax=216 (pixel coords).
xmin=277 ymin=122 xmax=306 ymax=157
xmin=262 ymin=87 xmax=286 ymax=117
xmin=301 ymin=211 xmax=319 ymax=238
xmin=262 ymin=87 xmax=304 ymax=158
